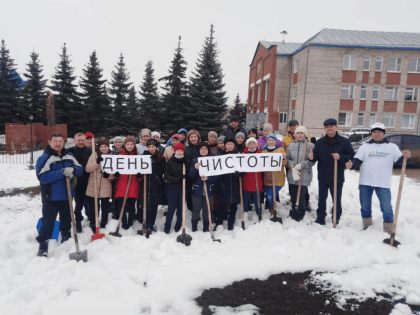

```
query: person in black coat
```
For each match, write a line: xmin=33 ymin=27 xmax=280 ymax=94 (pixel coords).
xmin=164 ymin=143 xmax=189 ymax=234
xmin=308 ymin=118 xmax=355 ymax=225
xmin=223 ymin=116 xmax=248 ymax=139
xmin=141 ymin=139 xmax=166 ymax=233
xmin=185 ymin=129 xmax=200 ymax=211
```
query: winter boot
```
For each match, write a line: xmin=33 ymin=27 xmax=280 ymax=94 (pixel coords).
xmin=191 ymin=220 xmax=198 ymax=232
xmin=363 ymin=217 xmax=373 ymax=230
xmin=164 ymin=224 xmax=171 ymax=234
xmin=228 ymin=224 xmax=234 ymax=231
xmin=76 ymin=221 xmax=83 ymax=233
xmin=100 ymin=222 xmax=107 ymax=229
xmin=203 ymin=220 xmax=209 ymax=232
xmin=314 ymin=215 xmax=326 ymax=225
xmin=90 ymin=226 xmax=96 ymax=234
xmin=383 ymin=222 xmax=393 ymax=233
xmin=37 ymin=242 xmax=48 ymax=258
xmin=61 ymin=231 xmax=71 ymax=243
xmin=174 ymin=222 xmax=182 ymax=233
xmin=331 ymin=216 xmax=340 ymax=225
xmin=305 ymin=204 xmax=312 ymax=212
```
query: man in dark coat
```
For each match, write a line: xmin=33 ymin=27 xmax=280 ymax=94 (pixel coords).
xmin=224 ymin=116 xmax=248 ymax=139
xmin=308 ymin=118 xmax=355 ymax=225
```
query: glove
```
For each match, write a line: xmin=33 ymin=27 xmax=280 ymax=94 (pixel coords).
xmin=295 ymin=164 xmax=302 ymax=171
xmin=292 ymin=168 xmax=301 ymax=181
xmin=103 ymin=172 xmax=110 ymax=179
xmin=136 ymin=173 xmax=142 ymax=179
xmin=96 ymin=156 xmax=103 ymax=164
xmin=114 ymin=172 xmax=120 ymax=178
xmin=63 ymin=167 xmax=75 ymax=178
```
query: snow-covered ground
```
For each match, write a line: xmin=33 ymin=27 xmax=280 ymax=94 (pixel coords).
xmin=0 ymin=164 xmax=419 ymax=314
xmin=0 ymin=164 xmax=40 ymax=190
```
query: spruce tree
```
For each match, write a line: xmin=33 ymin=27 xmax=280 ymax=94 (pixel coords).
xmin=124 ymin=86 xmax=139 ymax=136
xmin=0 ymin=40 xmax=23 ymax=133
xmin=139 ymin=60 xmax=161 ymax=132
xmin=159 ymin=36 xmax=190 ymax=138
xmin=48 ymin=43 xmax=80 ymax=135
xmin=78 ymin=50 xmax=110 ymax=136
xmin=228 ymin=93 xmax=247 ymax=126
xmin=108 ymin=53 xmax=132 ymax=136
xmin=187 ymin=25 xmax=228 ymax=138
xmin=22 ymin=51 xmax=47 ymax=124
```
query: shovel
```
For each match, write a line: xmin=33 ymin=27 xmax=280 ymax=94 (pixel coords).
xmin=137 ymin=174 xmax=151 ymax=238
xmin=333 ymin=158 xmax=337 ymax=228
xmin=204 ymin=181 xmax=221 ymax=242
xmin=270 ymin=171 xmax=282 ymax=224
xmin=176 ymin=164 xmax=192 ymax=246
xmin=91 ymin=141 xmax=105 ymax=241
xmin=110 ymin=175 xmax=132 ymax=237
xmin=66 ymin=177 xmax=88 ymax=262
xmin=383 ymin=156 xmax=407 ymax=248
xmin=296 ymin=141 xmax=308 ymax=211
xmin=239 ymin=178 xmax=245 ymax=230
xmin=255 ymin=173 xmax=262 ymax=222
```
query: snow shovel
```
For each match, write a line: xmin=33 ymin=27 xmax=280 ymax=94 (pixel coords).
xmin=91 ymin=144 xmax=105 ymax=241
xmin=204 ymin=181 xmax=221 ymax=242
xmin=383 ymin=156 xmax=407 ymax=248
xmin=110 ymin=175 xmax=132 ymax=237
xmin=270 ymin=172 xmax=282 ymax=224
xmin=176 ymin=164 xmax=192 ymax=246
xmin=66 ymin=177 xmax=88 ymax=263
xmin=333 ymin=158 xmax=337 ymax=228
xmin=296 ymin=141 xmax=308 ymax=211
xmin=239 ymin=178 xmax=245 ymax=230
xmin=255 ymin=173 xmax=262 ymax=222
xmin=137 ymin=174 xmax=150 ymax=238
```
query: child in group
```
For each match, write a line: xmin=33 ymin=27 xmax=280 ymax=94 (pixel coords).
xmin=241 ymin=137 xmax=263 ymax=220
xmin=164 ymin=143 xmax=189 ymax=233
xmin=215 ymin=137 xmax=241 ymax=230
xmin=257 ymin=123 xmax=284 ymax=151
xmin=248 ymin=128 xmax=258 ymax=140
xmin=286 ymin=126 xmax=315 ymax=221
xmin=151 ymin=131 xmax=165 ymax=152
xmin=163 ymin=134 xmax=181 ymax=161
xmin=188 ymin=142 xmax=218 ymax=232
xmin=235 ymin=132 xmax=246 ymax=153
xmin=262 ymin=134 xmax=287 ymax=215
xmin=214 ymin=136 xmax=225 ymax=156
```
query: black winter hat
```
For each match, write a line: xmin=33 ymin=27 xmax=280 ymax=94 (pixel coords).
xmin=249 ymin=128 xmax=258 ymax=135
xmin=147 ymin=139 xmax=158 ymax=147
xmin=224 ymin=136 xmax=235 ymax=145
xmin=198 ymin=141 xmax=211 ymax=156
xmin=230 ymin=116 xmax=239 ymax=122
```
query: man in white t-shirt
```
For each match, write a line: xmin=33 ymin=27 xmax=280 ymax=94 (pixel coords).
xmin=346 ymin=123 xmax=411 ymax=233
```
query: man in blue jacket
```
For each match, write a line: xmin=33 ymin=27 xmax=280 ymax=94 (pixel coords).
xmin=308 ymin=118 xmax=355 ymax=225
xmin=36 ymin=133 xmax=83 ymax=257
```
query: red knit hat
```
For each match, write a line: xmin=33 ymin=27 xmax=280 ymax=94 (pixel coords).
xmin=85 ymin=132 xmax=94 ymax=138
xmin=174 ymin=143 xmax=185 ymax=153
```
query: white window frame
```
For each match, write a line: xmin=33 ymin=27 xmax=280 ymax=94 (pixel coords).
xmin=291 ymin=112 xmax=295 ymax=120
xmin=292 ymin=86 xmax=297 ymax=99
xmin=343 ymin=55 xmax=357 ymax=70
xmin=341 ymin=85 xmax=354 ymax=99
xmin=375 ymin=56 xmax=383 ymax=72
xmin=251 ymin=87 xmax=255 ymax=104
xmin=294 ymin=58 xmax=299 ymax=73
xmin=264 ymin=79 xmax=269 ymax=102
xmin=338 ymin=112 xmax=353 ymax=127
xmin=384 ymin=87 xmax=399 ymax=101
xmin=360 ymin=85 xmax=368 ymax=100
xmin=372 ymin=85 xmax=380 ymax=100
xmin=401 ymin=114 xmax=416 ymax=129
xmin=357 ymin=113 xmax=365 ymax=126
xmin=408 ymin=58 xmax=420 ymax=73
xmin=404 ymin=87 xmax=418 ymax=101
xmin=369 ymin=113 xmax=377 ymax=127
xmin=363 ymin=56 xmax=371 ymax=71
xmin=382 ymin=114 xmax=395 ymax=128
xmin=257 ymin=84 xmax=261 ymax=103
xmin=279 ymin=112 xmax=288 ymax=124
xmin=387 ymin=57 xmax=402 ymax=72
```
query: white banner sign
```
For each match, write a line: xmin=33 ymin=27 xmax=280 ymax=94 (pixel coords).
xmin=198 ymin=153 xmax=283 ymax=176
xmin=100 ymin=155 xmax=152 ymax=174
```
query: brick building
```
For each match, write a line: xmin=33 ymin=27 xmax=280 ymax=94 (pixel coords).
xmin=247 ymin=29 xmax=420 ymax=136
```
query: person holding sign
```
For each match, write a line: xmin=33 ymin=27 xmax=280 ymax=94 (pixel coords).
xmin=262 ymin=134 xmax=287 ymax=214
xmin=287 ymin=126 xmax=315 ymax=221
xmin=188 ymin=142 xmax=218 ymax=232
xmin=114 ymin=136 xmax=142 ymax=230
xmin=164 ymin=143 xmax=189 ymax=234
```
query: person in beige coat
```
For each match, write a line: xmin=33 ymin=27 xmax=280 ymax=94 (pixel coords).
xmin=86 ymin=138 xmax=114 ymax=232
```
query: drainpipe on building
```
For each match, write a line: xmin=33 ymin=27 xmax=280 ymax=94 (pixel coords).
xmin=301 ymin=46 xmax=310 ymax=127
xmin=417 ymin=110 xmax=420 ymax=135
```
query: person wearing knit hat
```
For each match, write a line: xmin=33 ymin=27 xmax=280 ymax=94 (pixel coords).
xmin=224 ymin=136 xmax=235 ymax=146
xmin=208 ymin=131 xmax=218 ymax=155
xmin=235 ymin=132 xmax=246 ymax=153
xmin=112 ymin=137 xmax=124 ymax=155
xmin=346 ymin=122 xmax=411 ymax=232
xmin=163 ymin=134 xmax=181 ymax=161
xmin=177 ymin=128 xmax=188 ymax=144
xmin=245 ymin=137 xmax=258 ymax=146
xmin=186 ymin=130 xmax=201 ymax=211
xmin=164 ymin=142 xmax=189 ymax=234
xmin=224 ymin=117 xmax=248 ymax=139
xmin=85 ymin=132 xmax=94 ymax=148
xmin=248 ymin=128 xmax=258 ymax=140
xmin=137 ymin=129 xmax=151 ymax=155
xmin=256 ymin=123 xmax=283 ymax=151
xmin=294 ymin=126 xmax=308 ymax=137
xmin=151 ymin=131 xmax=165 ymax=153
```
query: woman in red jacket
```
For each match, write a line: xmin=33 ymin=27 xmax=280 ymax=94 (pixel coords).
xmin=114 ymin=136 xmax=141 ymax=230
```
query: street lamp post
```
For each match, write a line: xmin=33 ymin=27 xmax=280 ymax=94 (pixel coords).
xmin=29 ymin=115 xmax=34 ymax=169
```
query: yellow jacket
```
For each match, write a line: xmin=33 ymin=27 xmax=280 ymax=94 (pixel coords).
xmin=282 ymin=132 xmax=312 ymax=153
xmin=262 ymin=146 xmax=287 ymax=187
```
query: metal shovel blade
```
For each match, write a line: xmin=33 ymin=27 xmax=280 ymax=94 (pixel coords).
xmin=69 ymin=250 xmax=88 ymax=262
xmin=270 ymin=215 xmax=283 ymax=224
xmin=383 ymin=238 xmax=401 ymax=248
xmin=211 ymin=233 xmax=221 ymax=243
xmin=91 ymin=228 xmax=105 ymax=242
xmin=109 ymin=228 xmax=122 ymax=238
xmin=176 ymin=233 xmax=192 ymax=246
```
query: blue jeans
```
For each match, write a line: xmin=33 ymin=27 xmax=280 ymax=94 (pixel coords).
xmin=359 ymin=185 xmax=393 ymax=223
xmin=243 ymin=191 xmax=262 ymax=214
xmin=165 ymin=189 xmax=182 ymax=227
xmin=263 ymin=186 xmax=282 ymax=209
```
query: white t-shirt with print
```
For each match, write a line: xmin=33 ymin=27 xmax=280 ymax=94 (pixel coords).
xmin=354 ymin=142 xmax=402 ymax=189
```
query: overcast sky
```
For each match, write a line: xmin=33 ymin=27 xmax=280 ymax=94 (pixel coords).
xmin=2 ymin=0 xmax=420 ymax=107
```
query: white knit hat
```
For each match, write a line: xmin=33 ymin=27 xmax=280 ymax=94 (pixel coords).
xmin=263 ymin=123 xmax=274 ymax=132
xmin=294 ymin=126 xmax=307 ymax=136
xmin=246 ymin=137 xmax=258 ymax=146
xmin=151 ymin=131 xmax=160 ymax=139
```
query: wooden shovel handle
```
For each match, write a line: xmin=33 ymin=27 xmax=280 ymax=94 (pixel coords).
xmin=92 ymin=137 xmax=99 ymax=230
xmin=116 ymin=175 xmax=132 ymax=228
xmin=182 ymin=164 xmax=186 ymax=230
xmin=203 ymin=182 xmax=214 ymax=232
xmin=391 ymin=156 xmax=407 ymax=237
xmin=333 ymin=158 xmax=337 ymax=228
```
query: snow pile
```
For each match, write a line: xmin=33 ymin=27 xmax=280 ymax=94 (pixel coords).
xmin=0 ymin=165 xmax=419 ymax=314
xmin=0 ymin=164 xmax=40 ymax=190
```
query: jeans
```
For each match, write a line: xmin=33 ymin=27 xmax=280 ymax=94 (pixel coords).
xmin=217 ymin=203 xmax=238 ymax=229
xmin=359 ymin=185 xmax=393 ymax=223
xmin=73 ymin=180 xmax=88 ymax=222
xmin=316 ymin=181 xmax=344 ymax=220
xmin=87 ymin=196 xmax=109 ymax=229
xmin=192 ymin=195 xmax=213 ymax=222
xmin=242 ymin=191 xmax=262 ymax=215
xmin=117 ymin=198 xmax=136 ymax=229
xmin=165 ymin=189 xmax=183 ymax=227
xmin=36 ymin=201 xmax=71 ymax=244
xmin=146 ymin=204 xmax=158 ymax=229
xmin=263 ymin=186 xmax=282 ymax=209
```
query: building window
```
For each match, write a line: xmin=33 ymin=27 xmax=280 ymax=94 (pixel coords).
xmin=264 ymin=80 xmax=269 ymax=101
xmin=341 ymin=85 xmax=354 ymax=99
xmin=357 ymin=113 xmax=365 ymax=126
xmin=369 ymin=113 xmax=376 ymax=126
xmin=382 ymin=114 xmax=395 ymax=128
xmin=360 ymin=85 xmax=368 ymax=99
xmin=338 ymin=112 xmax=352 ymax=126
xmin=401 ymin=114 xmax=415 ymax=129
xmin=294 ymin=58 xmax=299 ymax=73
xmin=375 ymin=56 xmax=383 ymax=71
xmin=372 ymin=86 xmax=380 ymax=100
xmin=291 ymin=112 xmax=295 ymax=120
xmin=405 ymin=87 xmax=418 ymax=101
xmin=384 ymin=87 xmax=398 ymax=101
xmin=257 ymin=84 xmax=261 ymax=103
xmin=387 ymin=57 xmax=402 ymax=72
xmin=279 ymin=113 xmax=288 ymax=124
xmin=408 ymin=58 xmax=420 ymax=73
xmin=292 ymin=86 xmax=297 ymax=99
xmin=343 ymin=55 xmax=357 ymax=70
xmin=363 ymin=56 xmax=371 ymax=71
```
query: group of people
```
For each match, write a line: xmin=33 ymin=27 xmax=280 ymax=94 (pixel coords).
xmin=35 ymin=116 xmax=411 ymax=258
